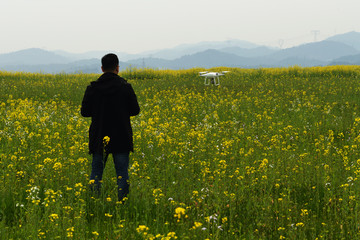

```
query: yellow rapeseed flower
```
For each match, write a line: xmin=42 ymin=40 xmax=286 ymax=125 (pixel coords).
xmin=103 ymin=136 xmax=110 ymax=146
xmin=136 ymin=225 xmax=149 ymax=232
xmin=49 ymin=213 xmax=59 ymax=222
xmin=174 ymin=207 xmax=186 ymax=219
xmin=192 ymin=222 xmax=202 ymax=229
xmin=53 ymin=162 xmax=62 ymax=170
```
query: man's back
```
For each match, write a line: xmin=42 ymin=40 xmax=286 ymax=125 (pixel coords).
xmin=81 ymin=72 xmax=140 ymax=154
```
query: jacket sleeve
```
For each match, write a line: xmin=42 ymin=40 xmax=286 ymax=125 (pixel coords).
xmin=81 ymin=85 xmax=93 ymax=117
xmin=127 ymin=83 xmax=140 ymax=116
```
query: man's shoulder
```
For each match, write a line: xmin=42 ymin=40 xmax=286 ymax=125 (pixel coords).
xmin=118 ymin=76 xmax=126 ymax=81
xmin=87 ymin=74 xmax=133 ymax=93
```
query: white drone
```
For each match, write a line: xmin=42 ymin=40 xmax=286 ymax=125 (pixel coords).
xmin=199 ymin=71 xmax=230 ymax=86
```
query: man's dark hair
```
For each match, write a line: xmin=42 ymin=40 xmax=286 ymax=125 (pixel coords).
xmin=101 ymin=53 xmax=119 ymax=72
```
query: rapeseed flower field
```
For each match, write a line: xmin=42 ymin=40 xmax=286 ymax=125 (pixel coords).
xmin=1 ymin=66 xmax=360 ymax=239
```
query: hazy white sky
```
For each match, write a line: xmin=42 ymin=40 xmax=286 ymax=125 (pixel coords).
xmin=0 ymin=0 xmax=359 ymax=54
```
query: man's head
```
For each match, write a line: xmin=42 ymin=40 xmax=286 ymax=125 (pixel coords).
xmin=101 ymin=53 xmax=119 ymax=73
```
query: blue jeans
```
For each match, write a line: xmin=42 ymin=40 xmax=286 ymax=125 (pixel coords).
xmin=89 ymin=152 xmax=130 ymax=201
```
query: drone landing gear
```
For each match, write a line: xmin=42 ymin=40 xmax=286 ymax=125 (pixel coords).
xmin=204 ymin=77 xmax=220 ymax=86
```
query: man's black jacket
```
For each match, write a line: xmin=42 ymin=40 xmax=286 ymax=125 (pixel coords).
xmin=81 ymin=72 xmax=140 ymax=154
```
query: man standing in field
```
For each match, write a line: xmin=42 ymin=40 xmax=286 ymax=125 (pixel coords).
xmin=81 ymin=53 xmax=140 ymax=202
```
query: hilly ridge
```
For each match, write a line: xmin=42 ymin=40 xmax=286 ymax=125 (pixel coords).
xmin=0 ymin=48 xmax=69 ymax=66
xmin=1 ymin=31 xmax=360 ymax=73
xmin=326 ymin=31 xmax=360 ymax=50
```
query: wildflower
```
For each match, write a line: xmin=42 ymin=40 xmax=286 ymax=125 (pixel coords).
xmin=16 ymin=203 xmax=24 ymax=208
xmin=300 ymin=209 xmax=308 ymax=216
xmin=103 ymin=136 xmax=110 ymax=146
xmin=206 ymin=214 xmax=218 ymax=222
xmin=44 ymin=157 xmax=53 ymax=164
xmin=49 ymin=213 xmax=59 ymax=222
xmin=63 ymin=206 xmax=72 ymax=211
xmin=174 ymin=207 xmax=186 ymax=220
xmin=136 ymin=225 xmax=149 ymax=232
xmin=38 ymin=231 xmax=46 ymax=238
xmin=117 ymin=197 xmax=128 ymax=204
xmin=192 ymin=221 xmax=203 ymax=229
xmin=153 ymin=188 xmax=164 ymax=204
xmin=53 ymin=162 xmax=62 ymax=170
xmin=66 ymin=227 xmax=74 ymax=238
xmin=166 ymin=232 xmax=177 ymax=239
xmin=296 ymin=222 xmax=304 ymax=227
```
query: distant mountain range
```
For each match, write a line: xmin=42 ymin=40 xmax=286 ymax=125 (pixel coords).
xmin=1 ymin=31 xmax=360 ymax=73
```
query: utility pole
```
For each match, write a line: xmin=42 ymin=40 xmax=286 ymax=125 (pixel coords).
xmin=311 ymin=30 xmax=320 ymax=42
xmin=278 ymin=39 xmax=284 ymax=49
